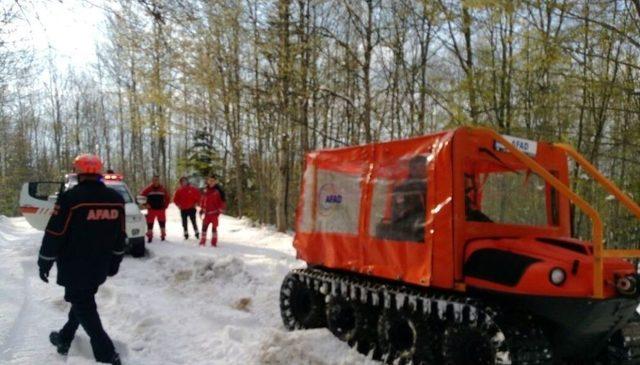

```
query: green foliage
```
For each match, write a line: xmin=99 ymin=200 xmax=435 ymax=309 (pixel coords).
xmin=0 ymin=176 xmax=18 ymax=216
xmin=225 ymin=162 xmax=258 ymax=218
xmin=178 ymin=130 xmax=224 ymax=178
xmin=2 ymin=0 xmax=640 ymax=237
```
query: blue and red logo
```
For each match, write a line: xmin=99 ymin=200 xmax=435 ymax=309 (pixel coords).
xmin=318 ymin=183 xmax=343 ymax=215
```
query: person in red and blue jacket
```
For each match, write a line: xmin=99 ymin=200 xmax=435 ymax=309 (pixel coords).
xmin=199 ymin=175 xmax=226 ymax=247
xmin=140 ymin=175 xmax=171 ymax=242
xmin=173 ymin=176 xmax=201 ymax=240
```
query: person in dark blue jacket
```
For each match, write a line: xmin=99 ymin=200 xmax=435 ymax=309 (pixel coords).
xmin=38 ymin=154 xmax=125 ymax=365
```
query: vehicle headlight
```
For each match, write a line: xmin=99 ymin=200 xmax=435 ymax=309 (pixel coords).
xmin=549 ymin=267 xmax=566 ymax=286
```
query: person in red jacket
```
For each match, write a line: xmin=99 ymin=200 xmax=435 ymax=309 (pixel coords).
xmin=199 ymin=175 xmax=226 ymax=247
xmin=140 ymin=175 xmax=171 ymax=242
xmin=173 ymin=176 xmax=201 ymax=240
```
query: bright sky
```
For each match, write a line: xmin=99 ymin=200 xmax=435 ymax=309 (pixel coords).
xmin=16 ymin=0 xmax=106 ymax=70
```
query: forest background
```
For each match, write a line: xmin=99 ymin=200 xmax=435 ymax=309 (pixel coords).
xmin=1 ymin=0 xmax=640 ymax=245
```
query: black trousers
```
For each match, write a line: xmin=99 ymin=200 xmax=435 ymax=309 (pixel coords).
xmin=180 ymin=208 xmax=198 ymax=233
xmin=59 ymin=287 xmax=116 ymax=363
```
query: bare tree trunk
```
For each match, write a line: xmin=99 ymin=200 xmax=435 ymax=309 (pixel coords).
xmin=462 ymin=3 xmax=478 ymax=122
xmin=117 ymin=82 xmax=126 ymax=173
xmin=362 ymin=0 xmax=374 ymax=142
xmin=276 ymin=0 xmax=292 ymax=232
xmin=418 ymin=1 xmax=433 ymax=133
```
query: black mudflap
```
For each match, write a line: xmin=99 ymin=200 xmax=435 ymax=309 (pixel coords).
xmin=510 ymin=293 xmax=640 ymax=361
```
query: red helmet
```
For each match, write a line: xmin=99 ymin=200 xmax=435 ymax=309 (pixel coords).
xmin=73 ymin=154 xmax=103 ymax=175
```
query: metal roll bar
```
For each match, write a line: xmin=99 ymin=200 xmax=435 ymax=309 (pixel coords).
xmin=472 ymin=127 xmax=616 ymax=299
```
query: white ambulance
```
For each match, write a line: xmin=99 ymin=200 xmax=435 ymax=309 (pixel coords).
xmin=19 ymin=173 xmax=148 ymax=257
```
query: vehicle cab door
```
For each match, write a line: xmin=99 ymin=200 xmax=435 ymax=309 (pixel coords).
xmin=19 ymin=181 xmax=64 ymax=230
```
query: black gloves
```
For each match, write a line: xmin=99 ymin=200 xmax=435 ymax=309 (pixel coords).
xmin=108 ymin=256 xmax=122 ymax=277
xmin=38 ymin=258 xmax=54 ymax=283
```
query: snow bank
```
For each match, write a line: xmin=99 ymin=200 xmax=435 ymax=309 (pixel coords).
xmin=0 ymin=205 xmax=374 ymax=364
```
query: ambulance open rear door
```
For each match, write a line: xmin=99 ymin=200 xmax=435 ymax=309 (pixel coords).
xmin=19 ymin=181 xmax=64 ymax=230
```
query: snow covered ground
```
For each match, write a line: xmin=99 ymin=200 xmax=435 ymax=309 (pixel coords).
xmin=0 ymin=205 xmax=375 ymax=365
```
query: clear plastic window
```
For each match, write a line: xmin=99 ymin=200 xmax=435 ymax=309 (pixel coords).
xmin=31 ymin=182 xmax=63 ymax=201
xmin=298 ymin=164 xmax=315 ymax=233
xmin=370 ymin=155 xmax=428 ymax=242
xmin=314 ymin=170 xmax=362 ymax=234
xmin=466 ymin=171 xmax=552 ymax=226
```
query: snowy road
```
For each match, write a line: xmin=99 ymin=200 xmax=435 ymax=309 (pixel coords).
xmin=0 ymin=205 xmax=373 ymax=365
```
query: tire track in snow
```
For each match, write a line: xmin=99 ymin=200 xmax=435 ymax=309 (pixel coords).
xmin=0 ymin=210 xmax=372 ymax=364
xmin=0 ymin=260 xmax=34 ymax=362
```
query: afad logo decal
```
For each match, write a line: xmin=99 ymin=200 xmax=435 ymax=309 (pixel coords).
xmin=87 ymin=209 xmax=119 ymax=221
xmin=318 ymin=183 xmax=343 ymax=215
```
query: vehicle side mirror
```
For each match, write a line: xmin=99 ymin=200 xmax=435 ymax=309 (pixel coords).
xmin=136 ymin=195 xmax=147 ymax=205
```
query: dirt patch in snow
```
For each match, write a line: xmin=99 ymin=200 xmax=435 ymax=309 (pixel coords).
xmin=232 ymin=297 xmax=252 ymax=312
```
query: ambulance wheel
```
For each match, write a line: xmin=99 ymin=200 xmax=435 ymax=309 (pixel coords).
xmin=130 ymin=239 xmax=146 ymax=258
xmin=280 ymin=272 xmax=325 ymax=330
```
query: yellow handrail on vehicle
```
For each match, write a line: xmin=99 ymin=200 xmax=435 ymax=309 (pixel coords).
xmin=471 ymin=127 xmax=606 ymax=298
xmin=553 ymin=144 xmax=640 ymax=261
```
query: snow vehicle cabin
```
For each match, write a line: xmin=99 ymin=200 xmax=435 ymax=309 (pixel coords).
xmin=280 ymin=126 xmax=640 ymax=364
xmin=19 ymin=172 xmax=147 ymax=257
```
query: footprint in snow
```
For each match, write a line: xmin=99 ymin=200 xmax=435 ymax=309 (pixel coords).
xmin=134 ymin=316 xmax=163 ymax=334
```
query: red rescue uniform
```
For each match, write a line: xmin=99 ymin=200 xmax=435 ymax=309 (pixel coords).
xmin=174 ymin=184 xmax=201 ymax=239
xmin=199 ymin=185 xmax=226 ymax=246
xmin=140 ymin=183 xmax=171 ymax=241
xmin=173 ymin=185 xmax=201 ymax=210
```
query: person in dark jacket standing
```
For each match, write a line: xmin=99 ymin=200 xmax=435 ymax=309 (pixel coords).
xmin=140 ymin=175 xmax=171 ymax=242
xmin=38 ymin=154 xmax=124 ymax=365
xmin=173 ymin=176 xmax=201 ymax=240
xmin=199 ymin=175 xmax=226 ymax=247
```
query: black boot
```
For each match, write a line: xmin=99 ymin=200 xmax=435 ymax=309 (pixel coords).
xmin=184 ymin=231 xmax=189 ymax=240
xmin=195 ymin=232 xmax=200 ymax=239
xmin=49 ymin=331 xmax=71 ymax=355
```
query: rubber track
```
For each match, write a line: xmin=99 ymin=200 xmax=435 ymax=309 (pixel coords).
xmin=290 ymin=267 xmax=553 ymax=364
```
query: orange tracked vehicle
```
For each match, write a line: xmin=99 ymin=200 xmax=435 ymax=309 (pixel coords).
xmin=279 ymin=127 xmax=640 ymax=364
